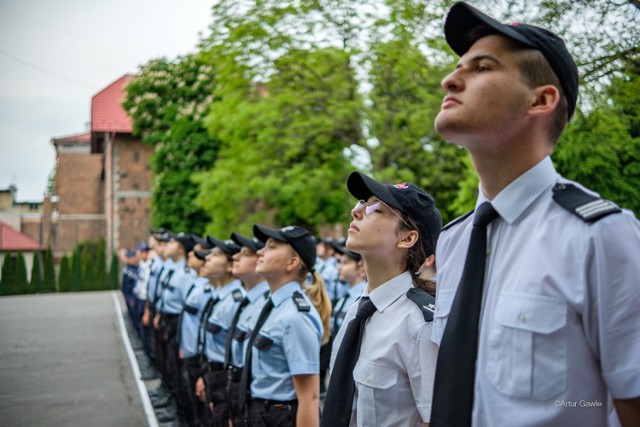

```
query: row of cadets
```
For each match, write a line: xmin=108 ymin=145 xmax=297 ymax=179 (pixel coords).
xmin=177 ymin=235 xmax=216 ymax=427
xmin=197 ymin=237 xmax=246 ymax=427
xmin=154 ymin=232 xmax=198 ymax=423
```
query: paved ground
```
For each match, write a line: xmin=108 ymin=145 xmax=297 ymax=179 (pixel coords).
xmin=0 ymin=291 xmax=148 ymax=427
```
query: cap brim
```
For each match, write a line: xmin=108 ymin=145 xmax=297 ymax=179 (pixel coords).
xmin=346 ymin=171 xmax=403 ymax=211
xmin=194 ymin=250 xmax=211 ymax=260
xmin=231 ymin=232 xmax=262 ymax=252
xmin=206 ymin=236 xmax=231 ymax=254
xmin=193 ymin=235 xmax=211 ymax=249
xmin=445 ymin=2 xmax=535 ymax=56
xmin=253 ymin=224 xmax=285 ymax=243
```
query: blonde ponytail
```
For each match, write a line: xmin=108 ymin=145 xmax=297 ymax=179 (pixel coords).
xmin=303 ymin=271 xmax=332 ymax=345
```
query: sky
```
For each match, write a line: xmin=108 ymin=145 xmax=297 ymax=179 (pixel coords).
xmin=0 ymin=0 xmax=214 ymax=201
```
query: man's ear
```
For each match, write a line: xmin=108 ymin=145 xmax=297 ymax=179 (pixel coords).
xmin=528 ymin=85 xmax=560 ymax=118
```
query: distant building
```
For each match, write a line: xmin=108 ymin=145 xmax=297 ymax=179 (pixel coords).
xmin=50 ymin=74 xmax=153 ymax=259
xmin=1 ymin=74 xmax=153 ymax=264
xmin=0 ymin=219 xmax=45 ymax=282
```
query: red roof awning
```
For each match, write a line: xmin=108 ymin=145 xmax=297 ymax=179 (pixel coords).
xmin=0 ymin=220 xmax=45 ymax=251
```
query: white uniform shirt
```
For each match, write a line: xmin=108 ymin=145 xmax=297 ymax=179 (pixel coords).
xmin=433 ymin=156 xmax=640 ymax=426
xmin=331 ymin=271 xmax=437 ymax=426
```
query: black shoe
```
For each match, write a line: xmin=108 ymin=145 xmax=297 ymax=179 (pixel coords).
xmin=155 ymin=408 xmax=176 ymax=423
xmin=140 ymin=367 xmax=160 ymax=380
xmin=151 ymin=394 xmax=172 ymax=408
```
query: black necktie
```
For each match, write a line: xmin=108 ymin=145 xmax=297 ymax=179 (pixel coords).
xmin=224 ymin=296 xmax=251 ymax=368
xmin=238 ymin=298 xmax=274 ymax=410
xmin=431 ymin=202 xmax=499 ymax=427
xmin=321 ymin=296 xmax=377 ymax=427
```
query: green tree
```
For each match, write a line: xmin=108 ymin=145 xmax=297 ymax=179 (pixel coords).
xmin=42 ymin=246 xmax=56 ymax=292
xmin=95 ymin=238 xmax=108 ymax=290
xmin=197 ymin=46 xmax=364 ymax=234
xmin=109 ymin=253 xmax=120 ymax=290
xmin=29 ymin=252 xmax=43 ymax=293
xmin=122 ymin=54 xmax=219 ymax=234
xmin=1 ymin=253 xmax=16 ymax=295
xmin=554 ymin=61 xmax=640 ymax=215
xmin=15 ymin=252 xmax=28 ymax=294
xmin=58 ymin=255 xmax=72 ymax=293
xmin=71 ymin=247 xmax=81 ymax=292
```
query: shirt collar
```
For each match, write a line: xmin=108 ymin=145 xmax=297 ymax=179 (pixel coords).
xmin=365 ymin=271 xmax=413 ymax=313
xmin=247 ymin=281 xmax=270 ymax=303
xmin=217 ymin=279 xmax=243 ymax=299
xmin=478 ymin=156 xmax=558 ymax=225
xmin=348 ymin=281 xmax=367 ymax=298
xmin=270 ymin=281 xmax=302 ymax=307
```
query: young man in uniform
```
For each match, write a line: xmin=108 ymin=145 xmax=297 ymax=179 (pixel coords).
xmin=431 ymin=3 xmax=640 ymax=426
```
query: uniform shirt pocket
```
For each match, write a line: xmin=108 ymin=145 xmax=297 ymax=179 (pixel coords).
xmin=484 ymin=292 xmax=567 ymax=400
xmin=432 ymin=289 xmax=456 ymax=345
xmin=353 ymin=359 xmax=398 ymax=427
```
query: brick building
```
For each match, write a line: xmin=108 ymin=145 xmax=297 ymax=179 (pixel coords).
xmin=48 ymin=74 xmax=153 ymax=259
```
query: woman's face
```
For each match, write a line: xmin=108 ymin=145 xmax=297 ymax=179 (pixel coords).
xmin=346 ymin=195 xmax=406 ymax=257
xmin=232 ymin=246 xmax=259 ymax=279
xmin=203 ymin=246 xmax=232 ymax=278
xmin=255 ymin=238 xmax=294 ymax=278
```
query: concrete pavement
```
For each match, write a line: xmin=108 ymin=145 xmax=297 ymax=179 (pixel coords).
xmin=0 ymin=291 xmax=148 ymax=427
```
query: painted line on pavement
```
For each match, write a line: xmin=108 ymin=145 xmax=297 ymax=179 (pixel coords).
xmin=112 ymin=291 xmax=159 ymax=427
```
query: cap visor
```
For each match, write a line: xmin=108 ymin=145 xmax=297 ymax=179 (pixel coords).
xmin=445 ymin=2 xmax=535 ymax=55
xmin=346 ymin=171 xmax=403 ymax=211
xmin=253 ymin=224 xmax=284 ymax=243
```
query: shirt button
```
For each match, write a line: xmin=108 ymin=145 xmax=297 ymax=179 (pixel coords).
xmin=519 ymin=314 xmax=527 ymax=324
xmin=366 ymin=374 xmax=372 ymax=383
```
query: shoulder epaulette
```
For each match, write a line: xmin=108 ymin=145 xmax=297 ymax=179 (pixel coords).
xmin=291 ymin=290 xmax=311 ymax=312
xmin=442 ymin=210 xmax=474 ymax=232
xmin=552 ymin=183 xmax=621 ymax=222
xmin=406 ymin=287 xmax=435 ymax=322
xmin=232 ymin=289 xmax=243 ymax=302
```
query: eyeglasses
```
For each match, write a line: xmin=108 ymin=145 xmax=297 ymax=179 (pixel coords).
xmin=352 ymin=199 xmax=412 ymax=229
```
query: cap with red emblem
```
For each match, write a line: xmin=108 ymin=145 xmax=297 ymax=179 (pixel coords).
xmin=346 ymin=171 xmax=442 ymax=257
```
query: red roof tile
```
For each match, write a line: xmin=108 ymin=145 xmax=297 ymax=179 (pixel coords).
xmin=52 ymin=132 xmax=91 ymax=144
xmin=91 ymin=74 xmax=134 ymax=133
xmin=0 ymin=220 xmax=44 ymax=251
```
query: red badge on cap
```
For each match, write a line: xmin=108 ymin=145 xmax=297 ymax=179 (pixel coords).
xmin=394 ymin=182 xmax=409 ymax=189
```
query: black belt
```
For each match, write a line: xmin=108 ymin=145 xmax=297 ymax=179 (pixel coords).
xmin=208 ymin=360 xmax=224 ymax=372
xmin=226 ymin=365 xmax=242 ymax=382
xmin=184 ymin=355 xmax=203 ymax=366
xmin=250 ymin=398 xmax=298 ymax=407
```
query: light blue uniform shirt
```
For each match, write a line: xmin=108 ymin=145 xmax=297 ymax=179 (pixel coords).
xmin=331 ymin=280 xmax=366 ymax=333
xmin=159 ymin=260 xmax=194 ymax=314
xmin=204 ymin=279 xmax=245 ymax=363
xmin=147 ymin=256 xmax=165 ymax=306
xmin=179 ymin=277 xmax=214 ymax=358
xmin=154 ymin=258 xmax=175 ymax=311
xmin=230 ymin=281 xmax=270 ymax=367
xmin=250 ymin=281 xmax=323 ymax=401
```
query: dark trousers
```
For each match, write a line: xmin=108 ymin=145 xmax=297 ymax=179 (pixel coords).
xmin=204 ymin=369 xmax=229 ymax=427
xmin=181 ymin=357 xmax=209 ymax=427
xmin=245 ymin=399 xmax=297 ymax=427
